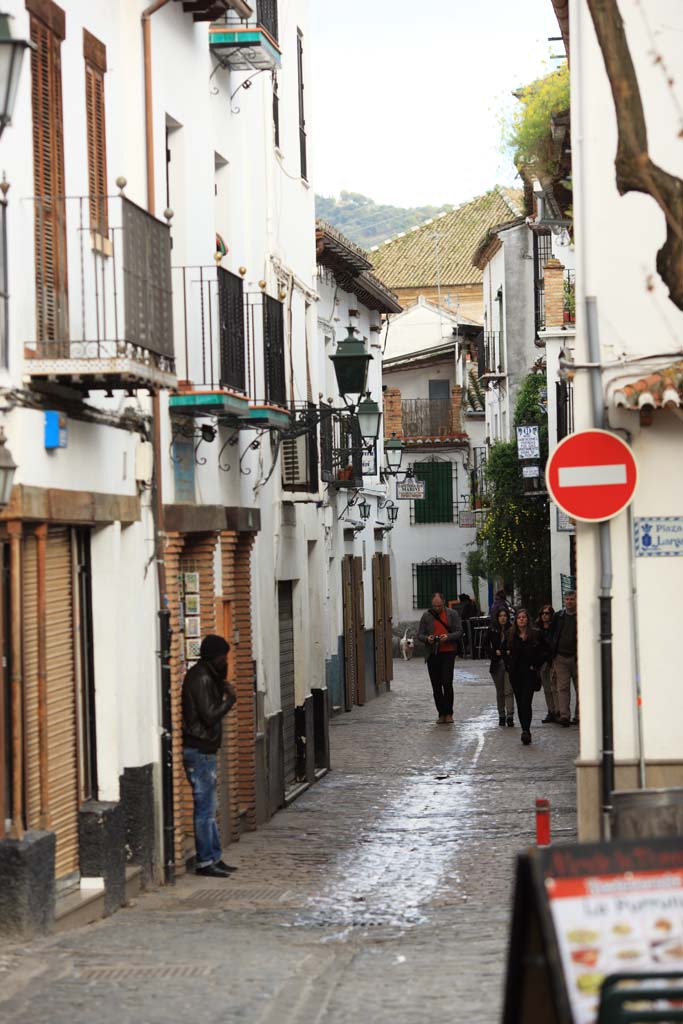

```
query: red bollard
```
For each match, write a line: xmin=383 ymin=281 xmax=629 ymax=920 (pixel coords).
xmin=536 ymin=798 xmax=551 ymax=847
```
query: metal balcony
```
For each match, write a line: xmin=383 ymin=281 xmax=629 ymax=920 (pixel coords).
xmin=401 ymin=398 xmax=452 ymax=438
xmin=209 ymin=0 xmax=281 ymax=71
xmin=24 ymin=194 xmax=176 ymax=396
xmin=169 ymin=264 xmax=249 ymax=420
xmin=320 ymin=404 xmax=363 ymax=489
xmin=479 ymin=331 xmax=505 ymax=379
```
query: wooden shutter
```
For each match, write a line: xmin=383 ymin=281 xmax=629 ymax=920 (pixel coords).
xmin=352 ymin=557 xmax=365 ymax=705
xmin=372 ymin=555 xmax=385 ymax=686
xmin=22 ymin=535 xmax=40 ymax=829
xmin=29 ymin=8 xmax=68 ymax=345
xmin=278 ymin=582 xmax=296 ymax=788
xmin=84 ymin=30 xmax=108 ymax=237
xmin=415 ymin=461 xmax=453 ymax=524
xmin=341 ymin=557 xmax=355 ymax=711
xmin=381 ymin=554 xmax=393 ymax=683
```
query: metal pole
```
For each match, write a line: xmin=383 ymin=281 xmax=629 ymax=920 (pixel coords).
xmin=626 ymin=501 xmax=646 ymax=788
xmin=586 ymin=296 xmax=614 ymax=838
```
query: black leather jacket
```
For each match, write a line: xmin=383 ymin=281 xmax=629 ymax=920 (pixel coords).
xmin=182 ymin=659 xmax=235 ymax=753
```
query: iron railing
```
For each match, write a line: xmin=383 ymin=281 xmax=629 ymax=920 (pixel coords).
xmin=481 ymin=330 xmax=503 ymax=375
xmin=320 ymin=403 xmax=363 ymax=488
xmin=263 ymin=294 xmax=286 ymax=407
xmin=281 ymin=401 xmax=319 ymax=493
xmin=25 ymin=193 xmax=175 ymax=374
xmin=412 ymin=558 xmax=462 ymax=610
xmin=534 ymin=231 xmax=553 ymax=334
xmin=173 ymin=265 xmax=246 ymax=392
xmin=257 ymin=0 xmax=278 ymax=41
xmin=556 ymin=379 xmax=574 ymax=441
xmin=563 ymin=268 xmax=576 ymax=325
xmin=401 ymin=398 xmax=451 ymax=437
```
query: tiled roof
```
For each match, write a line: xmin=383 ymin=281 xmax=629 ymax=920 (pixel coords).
xmin=613 ymin=363 xmax=683 ymax=409
xmin=316 ymin=220 xmax=402 ymax=314
xmin=370 ymin=188 xmax=524 ymax=289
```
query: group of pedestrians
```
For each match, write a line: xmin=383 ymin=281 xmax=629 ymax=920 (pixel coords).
xmin=487 ymin=590 xmax=579 ymax=745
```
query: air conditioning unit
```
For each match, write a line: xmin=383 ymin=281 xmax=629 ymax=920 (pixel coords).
xmin=282 ymin=434 xmax=310 ymax=490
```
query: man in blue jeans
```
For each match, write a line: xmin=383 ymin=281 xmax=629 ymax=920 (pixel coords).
xmin=182 ymin=634 xmax=237 ymax=878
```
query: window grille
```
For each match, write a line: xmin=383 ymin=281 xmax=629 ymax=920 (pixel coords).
xmin=217 ymin=267 xmax=246 ymax=392
xmin=534 ymin=232 xmax=553 ymax=334
xmin=257 ymin=0 xmax=278 ymax=42
xmin=413 ymin=558 xmax=462 ymax=610
xmin=263 ymin=294 xmax=286 ymax=406
xmin=556 ymin=380 xmax=574 ymax=442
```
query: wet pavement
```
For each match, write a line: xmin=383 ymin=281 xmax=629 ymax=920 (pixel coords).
xmin=0 ymin=658 xmax=578 ymax=1024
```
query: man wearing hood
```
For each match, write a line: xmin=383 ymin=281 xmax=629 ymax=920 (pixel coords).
xmin=182 ymin=634 xmax=237 ymax=877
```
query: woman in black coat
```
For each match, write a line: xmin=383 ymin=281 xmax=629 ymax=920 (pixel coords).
xmin=505 ymin=608 xmax=548 ymax=746
xmin=487 ymin=607 xmax=514 ymax=727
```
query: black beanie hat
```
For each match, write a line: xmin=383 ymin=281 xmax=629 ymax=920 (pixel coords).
xmin=199 ymin=634 xmax=230 ymax=660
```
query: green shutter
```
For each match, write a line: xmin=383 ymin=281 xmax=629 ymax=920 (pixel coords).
xmin=414 ymin=461 xmax=453 ymax=524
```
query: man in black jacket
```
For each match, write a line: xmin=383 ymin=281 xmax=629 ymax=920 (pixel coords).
xmin=182 ymin=634 xmax=237 ymax=877
xmin=550 ymin=591 xmax=579 ymax=727
xmin=417 ymin=594 xmax=463 ymax=724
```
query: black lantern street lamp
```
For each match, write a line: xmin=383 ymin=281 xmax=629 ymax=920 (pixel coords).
xmin=0 ymin=13 xmax=33 ymax=139
xmin=387 ymin=503 xmax=399 ymax=523
xmin=329 ymin=325 xmax=372 ymax=403
xmin=0 ymin=426 xmax=16 ymax=507
xmin=358 ymin=499 xmax=371 ymax=521
xmin=356 ymin=392 xmax=381 ymax=447
xmin=384 ymin=433 xmax=404 ymax=477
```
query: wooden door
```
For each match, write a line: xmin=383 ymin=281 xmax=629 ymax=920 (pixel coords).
xmin=352 ymin=556 xmax=365 ymax=705
xmin=341 ymin=557 xmax=355 ymax=711
xmin=278 ymin=582 xmax=296 ymax=788
xmin=382 ymin=554 xmax=394 ymax=683
xmin=372 ymin=554 xmax=386 ymax=685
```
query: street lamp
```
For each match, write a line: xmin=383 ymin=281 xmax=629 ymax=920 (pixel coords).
xmin=358 ymin=499 xmax=371 ymax=521
xmin=0 ymin=426 xmax=16 ymax=507
xmin=387 ymin=503 xmax=399 ymax=523
xmin=384 ymin=433 xmax=404 ymax=477
xmin=329 ymin=325 xmax=372 ymax=403
xmin=0 ymin=13 xmax=33 ymax=139
xmin=356 ymin=392 xmax=381 ymax=447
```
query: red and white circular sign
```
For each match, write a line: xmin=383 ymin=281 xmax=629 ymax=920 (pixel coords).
xmin=546 ymin=429 xmax=638 ymax=523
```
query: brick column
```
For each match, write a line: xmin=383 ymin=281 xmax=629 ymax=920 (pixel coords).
xmin=383 ymin=386 xmax=403 ymax=438
xmin=544 ymin=258 xmax=565 ymax=329
xmin=450 ymin=385 xmax=463 ymax=434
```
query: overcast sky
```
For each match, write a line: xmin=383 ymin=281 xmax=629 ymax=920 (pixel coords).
xmin=310 ymin=0 xmax=562 ymax=208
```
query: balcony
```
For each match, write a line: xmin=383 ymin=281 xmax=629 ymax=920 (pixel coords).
xmin=479 ymin=331 xmax=505 ymax=380
xmin=169 ymin=264 xmax=249 ymax=420
xmin=209 ymin=0 xmax=281 ymax=71
xmin=320 ymin=403 xmax=363 ymax=489
xmin=24 ymin=194 xmax=176 ymax=396
xmin=401 ymin=399 xmax=452 ymax=439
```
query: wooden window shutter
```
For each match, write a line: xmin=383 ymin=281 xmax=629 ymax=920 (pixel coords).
xmin=84 ymin=31 xmax=108 ymax=238
xmin=28 ymin=4 xmax=68 ymax=345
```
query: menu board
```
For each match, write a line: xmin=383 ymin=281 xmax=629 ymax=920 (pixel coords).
xmin=503 ymin=837 xmax=683 ymax=1024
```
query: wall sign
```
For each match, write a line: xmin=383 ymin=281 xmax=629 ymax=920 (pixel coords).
xmin=523 ymin=465 xmax=540 ymax=479
xmin=458 ymin=510 xmax=476 ymax=528
xmin=634 ymin=516 xmax=683 ymax=557
xmin=557 ymin=507 xmax=576 ymax=533
xmin=397 ymin=480 xmax=426 ymax=500
xmin=517 ymin=424 xmax=540 ymax=460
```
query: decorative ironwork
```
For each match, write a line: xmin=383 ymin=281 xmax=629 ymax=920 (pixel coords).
xmin=401 ymin=398 xmax=451 ymax=438
xmin=122 ymin=197 xmax=173 ymax=360
xmin=257 ymin=0 xmax=278 ymax=41
xmin=534 ymin=231 xmax=553 ymax=334
xmin=412 ymin=557 xmax=462 ymax=610
xmin=556 ymin=379 xmax=574 ymax=442
xmin=482 ymin=331 xmax=503 ymax=375
xmin=281 ymin=401 xmax=319 ymax=492
xmin=320 ymin=403 xmax=363 ymax=489
xmin=262 ymin=294 xmax=286 ymax=407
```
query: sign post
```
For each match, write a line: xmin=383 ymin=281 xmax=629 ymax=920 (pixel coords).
xmin=545 ymin=429 xmax=637 ymax=523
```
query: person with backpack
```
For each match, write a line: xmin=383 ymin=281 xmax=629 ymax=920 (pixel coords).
xmin=417 ymin=593 xmax=463 ymax=724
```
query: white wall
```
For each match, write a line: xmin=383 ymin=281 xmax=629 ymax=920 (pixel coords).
xmin=384 ymin=298 xmax=463 ymax=360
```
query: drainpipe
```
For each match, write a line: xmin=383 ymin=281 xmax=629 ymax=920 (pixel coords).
xmin=142 ymin=0 xmax=175 ymax=884
xmin=586 ymin=297 xmax=614 ymax=838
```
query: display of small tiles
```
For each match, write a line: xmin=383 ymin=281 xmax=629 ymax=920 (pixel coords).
xmin=186 ymin=638 xmax=201 ymax=662
xmin=184 ymin=572 xmax=199 ymax=593
xmin=184 ymin=593 xmax=200 ymax=616
xmin=185 ymin=616 xmax=201 ymax=638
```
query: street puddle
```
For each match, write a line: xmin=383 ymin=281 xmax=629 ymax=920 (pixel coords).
xmin=295 ymin=711 xmax=490 ymax=934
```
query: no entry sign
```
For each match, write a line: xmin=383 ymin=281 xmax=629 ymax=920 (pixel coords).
xmin=546 ymin=429 xmax=637 ymax=523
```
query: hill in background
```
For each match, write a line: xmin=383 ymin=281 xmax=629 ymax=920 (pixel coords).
xmin=315 ymin=191 xmax=454 ymax=250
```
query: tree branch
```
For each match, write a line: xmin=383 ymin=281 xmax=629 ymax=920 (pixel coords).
xmin=586 ymin=0 xmax=683 ymax=310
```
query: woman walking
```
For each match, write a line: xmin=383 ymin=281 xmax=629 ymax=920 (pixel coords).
xmin=505 ymin=609 xmax=547 ymax=745
xmin=488 ymin=608 xmax=514 ymax=727
xmin=536 ymin=605 xmax=557 ymax=724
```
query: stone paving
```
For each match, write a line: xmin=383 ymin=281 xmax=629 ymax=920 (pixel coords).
xmin=0 ymin=658 xmax=578 ymax=1024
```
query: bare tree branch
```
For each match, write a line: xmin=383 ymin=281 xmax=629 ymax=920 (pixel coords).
xmin=587 ymin=0 xmax=683 ymax=310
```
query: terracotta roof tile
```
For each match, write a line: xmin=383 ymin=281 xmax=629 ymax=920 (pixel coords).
xmin=613 ymin=363 xmax=683 ymax=409
xmin=370 ymin=188 xmax=523 ymax=289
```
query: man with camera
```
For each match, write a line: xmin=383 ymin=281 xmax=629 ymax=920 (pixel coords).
xmin=417 ymin=593 xmax=463 ymax=724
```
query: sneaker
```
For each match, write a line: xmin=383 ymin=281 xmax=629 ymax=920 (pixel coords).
xmin=506 ymin=716 xmax=514 ymax=727
xmin=499 ymin=716 xmax=506 ymax=727
xmin=196 ymin=863 xmax=232 ymax=878
xmin=214 ymin=860 xmax=238 ymax=873
xmin=542 ymin=713 xmax=556 ymax=724
xmin=559 ymin=717 xmax=570 ymax=728
xmin=521 ymin=731 xmax=532 ymax=745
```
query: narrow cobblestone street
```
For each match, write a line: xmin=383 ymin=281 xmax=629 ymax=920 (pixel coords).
xmin=0 ymin=659 xmax=577 ymax=1024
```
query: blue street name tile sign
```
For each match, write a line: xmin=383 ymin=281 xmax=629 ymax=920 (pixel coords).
xmin=634 ymin=516 xmax=683 ymax=557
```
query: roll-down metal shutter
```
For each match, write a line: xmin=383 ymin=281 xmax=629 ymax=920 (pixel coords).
xmin=278 ymin=582 xmax=296 ymax=788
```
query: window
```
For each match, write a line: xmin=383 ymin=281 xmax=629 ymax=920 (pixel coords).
xmin=28 ymin=0 xmax=68 ymax=343
xmin=257 ymin=0 xmax=278 ymax=43
xmin=534 ymin=231 xmax=553 ymax=334
xmin=297 ymin=30 xmax=307 ymax=181
xmin=263 ymin=294 xmax=286 ymax=406
xmin=414 ymin=459 xmax=454 ymax=524
xmin=413 ymin=559 xmax=462 ymax=610
xmin=83 ymin=30 xmax=108 ymax=238
xmin=272 ymin=72 xmax=280 ymax=149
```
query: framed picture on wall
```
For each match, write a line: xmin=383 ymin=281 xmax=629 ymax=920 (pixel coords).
xmin=185 ymin=616 xmax=201 ymax=638
xmin=184 ymin=593 xmax=200 ymax=616
xmin=185 ymin=638 xmax=201 ymax=662
xmin=184 ymin=572 xmax=199 ymax=594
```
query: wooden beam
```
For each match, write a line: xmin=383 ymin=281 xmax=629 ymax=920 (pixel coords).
xmin=0 ymin=485 xmax=140 ymax=526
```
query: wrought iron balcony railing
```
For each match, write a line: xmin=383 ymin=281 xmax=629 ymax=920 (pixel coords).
xmin=24 ymin=193 xmax=176 ymax=394
xmin=209 ymin=0 xmax=280 ymax=70
xmin=401 ymin=398 xmax=452 ymax=438
xmin=479 ymin=331 xmax=504 ymax=376
xmin=173 ymin=264 xmax=245 ymax=393
xmin=320 ymin=403 xmax=363 ymax=489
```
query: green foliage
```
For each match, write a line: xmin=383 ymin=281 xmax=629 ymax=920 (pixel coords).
xmin=503 ymin=65 xmax=570 ymax=180
xmin=477 ymin=373 xmax=551 ymax=612
xmin=315 ymin=191 xmax=454 ymax=249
